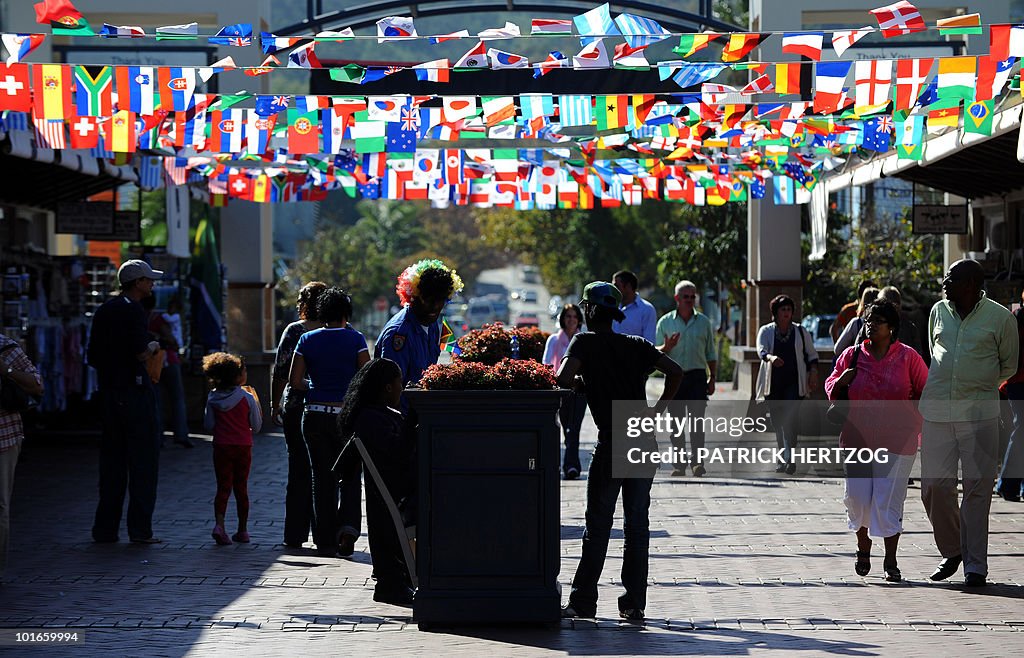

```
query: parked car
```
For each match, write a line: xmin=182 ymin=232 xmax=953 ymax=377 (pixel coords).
xmin=485 ymin=294 xmax=511 ymax=324
xmin=802 ymin=314 xmax=837 ymax=351
xmin=522 ymin=290 xmax=538 ymax=304
xmin=514 ymin=313 xmax=541 ymax=328
xmin=521 ymin=266 xmax=540 ymax=283
xmin=465 ymin=298 xmax=500 ymax=328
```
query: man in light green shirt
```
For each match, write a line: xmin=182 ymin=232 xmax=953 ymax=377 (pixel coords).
xmin=920 ymin=259 xmax=1019 ymax=588
xmin=656 ymin=280 xmax=717 ymax=477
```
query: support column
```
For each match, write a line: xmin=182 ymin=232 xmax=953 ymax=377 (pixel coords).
xmin=734 ymin=195 xmax=803 ymax=397
xmin=220 ymin=201 xmax=274 ymax=417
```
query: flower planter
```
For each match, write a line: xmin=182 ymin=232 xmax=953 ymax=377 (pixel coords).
xmin=406 ymin=388 xmax=566 ymax=628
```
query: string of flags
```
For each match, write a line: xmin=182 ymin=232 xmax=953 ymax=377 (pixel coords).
xmin=1 ymin=0 xmax=1021 ymax=208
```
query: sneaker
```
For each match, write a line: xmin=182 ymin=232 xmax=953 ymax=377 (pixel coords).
xmin=692 ymin=464 xmax=707 ymax=477
xmin=619 ymin=608 xmax=645 ymax=622
xmin=671 ymin=467 xmax=687 ymax=477
xmin=564 ymin=467 xmax=580 ymax=480
xmin=211 ymin=525 xmax=232 ymax=546
xmin=337 ymin=533 xmax=357 ymax=557
xmin=232 ymin=531 xmax=250 ymax=543
xmin=561 ymin=605 xmax=595 ymax=619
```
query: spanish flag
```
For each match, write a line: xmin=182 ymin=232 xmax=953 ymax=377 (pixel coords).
xmin=32 ymin=64 xmax=72 ymax=119
xmin=105 ymin=110 xmax=137 ymax=152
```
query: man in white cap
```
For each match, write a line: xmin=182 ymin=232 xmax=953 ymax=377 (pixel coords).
xmin=87 ymin=259 xmax=165 ymax=544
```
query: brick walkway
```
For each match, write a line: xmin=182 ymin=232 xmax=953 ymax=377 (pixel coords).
xmin=2 ymin=390 xmax=1023 ymax=655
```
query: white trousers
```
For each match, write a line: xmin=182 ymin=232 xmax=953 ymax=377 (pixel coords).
xmin=845 ymin=452 xmax=916 ymax=538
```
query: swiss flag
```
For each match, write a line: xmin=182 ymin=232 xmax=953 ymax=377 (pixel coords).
xmin=0 ymin=63 xmax=31 ymax=112
xmin=228 ymin=173 xmax=252 ymax=199
xmin=68 ymin=114 xmax=100 ymax=148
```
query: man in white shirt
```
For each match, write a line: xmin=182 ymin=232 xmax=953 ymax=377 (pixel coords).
xmin=611 ymin=270 xmax=657 ymax=343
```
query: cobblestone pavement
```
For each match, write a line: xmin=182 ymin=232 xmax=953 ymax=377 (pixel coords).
xmin=2 ymin=387 xmax=1022 ymax=656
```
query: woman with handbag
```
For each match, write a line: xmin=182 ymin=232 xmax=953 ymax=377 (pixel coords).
xmin=755 ymin=295 xmax=819 ymax=475
xmin=271 ymin=281 xmax=327 ymax=548
xmin=825 ymin=302 xmax=927 ymax=582
xmin=0 ymin=332 xmax=43 ymax=583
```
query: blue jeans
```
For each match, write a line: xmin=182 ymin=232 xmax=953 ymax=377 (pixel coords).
xmin=92 ymin=386 xmax=161 ymax=542
xmin=559 ymin=391 xmax=587 ymax=474
xmin=997 ymin=383 xmax=1024 ymax=497
xmin=568 ymin=443 xmax=653 ymax=615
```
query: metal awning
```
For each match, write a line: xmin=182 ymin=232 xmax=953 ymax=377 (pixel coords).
xmin=825 ymin=100 xmax=1024 ymax=200
xmin=0 ymin=122 xmax=137 ymax=210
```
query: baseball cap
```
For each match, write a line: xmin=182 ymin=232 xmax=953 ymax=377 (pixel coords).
xmin=117 ymin=259 xmax=164 ymax=284
xmin=580 ymin=281 xmax=623 ymax=310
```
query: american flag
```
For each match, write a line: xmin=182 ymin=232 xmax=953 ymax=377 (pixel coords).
xmin=33 ymin=117 xmax=66 ymax=149
xmin=164 ymin=156 xmax=188 ymax=185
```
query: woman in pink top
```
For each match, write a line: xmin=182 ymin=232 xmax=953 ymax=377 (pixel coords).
xmin=543 ymin=304 xmax=587 ymax=479
xmin=825 ymin=302 xmax=928 ymax=583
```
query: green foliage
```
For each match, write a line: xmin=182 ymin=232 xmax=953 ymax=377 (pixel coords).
xmin=287 ymin=199 xmax=506 ymax=315
xmin=655 ymin=203 xmax=747 ymax=306
xmin=803 ymin=208 xmax=944 ymax=316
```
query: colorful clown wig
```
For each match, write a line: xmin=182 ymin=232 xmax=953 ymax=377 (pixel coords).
xmin=395 ymin=259 xmax=464 ymax=306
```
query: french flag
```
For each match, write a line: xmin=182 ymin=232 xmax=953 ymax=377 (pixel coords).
xmin=99 ymin=23 xmax=145 ymax=38
xmin=413 ymin=58 xmax=450 ymax=83
xmin=488 ymin=49 xmax=529 ymax=69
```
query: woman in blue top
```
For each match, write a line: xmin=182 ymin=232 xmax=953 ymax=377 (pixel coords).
xmin=289 ymin=287 xmax=370 ymax=557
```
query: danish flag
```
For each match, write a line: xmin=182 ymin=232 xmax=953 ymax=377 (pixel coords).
xmin=869 ymin=1 xmax=926 ymax=38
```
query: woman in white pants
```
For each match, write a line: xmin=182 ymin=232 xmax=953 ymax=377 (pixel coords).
xmin=825 ymin=302 xmax=927 ymax=582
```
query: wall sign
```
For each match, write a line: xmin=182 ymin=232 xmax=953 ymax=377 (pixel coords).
xmin=56 ymin=202 xmax=114 ymax=235
xmin=85 ymin=211 xmax=141 ymax=242
xmin=912 ymin=204 xmax=968 ymax=234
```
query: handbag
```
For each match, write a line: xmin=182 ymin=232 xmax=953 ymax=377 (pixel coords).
xmin=0 ymin=344 xmax=40 ymax=413
xmin=826 ymin=347 xmax=860 ymax=427
xmin=145 ymin=348 xmax=166 ymax=384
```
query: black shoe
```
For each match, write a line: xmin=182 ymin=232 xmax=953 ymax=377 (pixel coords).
xmin=692 ymin=464 xmax=706 ymax=477
xmin=671 ymin=467 xmax=687 ymax=477
xmin=619 ymin=608 xmax=645 ymax=622
xmin=964 ymin=572 xmax=987 ymax=587
xmin=561 ymin=604 xmax=595 ymax=619
xmin=373 ymin=585 xmax=414 ymax=607
xmin=173 ymin=437 xmax=194 ymax=449
xmin=564 ymin=467 xmax=580 ymax=480
xmin=929 ymin=555 xmax=962 ymax=581
xmin=996 ymin=487 xmax=1022 ymax=502
xmin=775 ymin=464 xmax=787 ymax=473
xmin=855 ymin=550 xmax=871 ymax=576
xmin=92 ymin=534 xmax=119 ymax=543
xmin=337 ymin=534 xmax=357 ymax=557
xmin=785 ymin=463 xmax=797 ymax=475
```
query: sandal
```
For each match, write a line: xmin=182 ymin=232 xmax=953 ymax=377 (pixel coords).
xmin=883 ymin=561 xmax=902 ymax=582
xmin=855 ymin=550 xmax=871 ymax=576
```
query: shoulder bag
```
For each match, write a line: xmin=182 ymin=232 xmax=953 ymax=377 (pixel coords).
xmin=825 ymin=346 xmax=860 ymax=427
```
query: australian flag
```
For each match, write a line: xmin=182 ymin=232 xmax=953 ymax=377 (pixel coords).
xmin=385 ymin=110 xmax=417 ymax=153
xmin=255 ymin=95 xmax=290 ymax=117
xmin=860 ymin=117 xmax=891 ymax=152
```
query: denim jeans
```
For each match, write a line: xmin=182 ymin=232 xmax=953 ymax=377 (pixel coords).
xmin=301 ymin=410 xmax=361 ymax=550
xmin=559 ymin=391 xmax=587 ymax=474
xmin=997 ymin=382 xmax=1024 ymax=497
xmin=92 ymin=386 xmax=161 ymax=542
xmin=568 ymin=443 xmax=653 ymax=615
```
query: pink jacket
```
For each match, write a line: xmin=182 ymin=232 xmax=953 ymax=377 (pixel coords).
xmin=825 ymin=341 xmax=928 ymax=455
